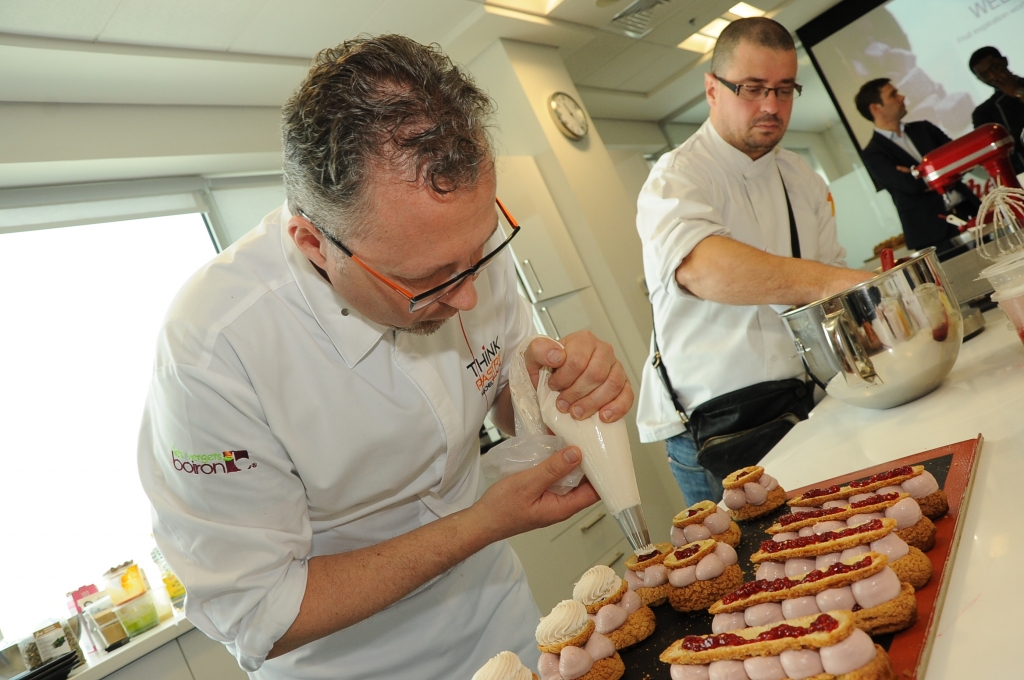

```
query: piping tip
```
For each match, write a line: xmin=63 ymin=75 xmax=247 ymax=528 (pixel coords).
xmin=613 ymin=504 xmax=652 ymax=555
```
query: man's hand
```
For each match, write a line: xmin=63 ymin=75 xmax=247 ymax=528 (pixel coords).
xmin=896 ymin=165 xmax=912 ymax=173
xmin=472 ymin=446 xmax=599 ymax=543
xmin=524 ymin=332 xmax=632 ymax=423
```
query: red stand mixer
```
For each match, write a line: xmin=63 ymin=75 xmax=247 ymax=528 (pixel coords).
xmin=913 ymin=123 xmax=1021 ymax=195
xmin=913 ymin=124 xmax=1024 ymax=260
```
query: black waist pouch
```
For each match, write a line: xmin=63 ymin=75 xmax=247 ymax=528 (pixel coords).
xmin=690 ymin=379 xmax=814 ymax=480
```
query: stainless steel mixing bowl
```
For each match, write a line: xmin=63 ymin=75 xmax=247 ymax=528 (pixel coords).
xmin=781 ymin=248 xmax=963 ymax=410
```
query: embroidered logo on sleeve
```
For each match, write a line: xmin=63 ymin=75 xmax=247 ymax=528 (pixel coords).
xmin=171 ymin=449 xmax=255 ymax=475
xmin=465 ymin=337 xmax=501 ymax=397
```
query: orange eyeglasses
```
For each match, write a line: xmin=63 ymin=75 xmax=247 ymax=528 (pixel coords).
xmin=301 ymin=198 xmax=521 ymax=312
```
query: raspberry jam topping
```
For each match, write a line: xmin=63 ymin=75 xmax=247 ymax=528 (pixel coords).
xmin=680 ymin=614 xmax=840 ymax=651
xmin=673 ymin=545 xmax=701 ymax=561
xmin=759 ymin=520 xmax=884 ymax=554
xmin=849 ymin=492 xmax=899 ymax=509
xmin=850 ymin=466 xmax=913 ymax=488
xmin=687 ymin=508 xmax=700 ymax=517
xmin=637 ymin=549 xmax=661 ymax=562
xmin=801 ymin=556 xmax=872 ymax=583
xmin=720 ymin=557 xmax=873 ymax=604
xmin=801 ymin=485 xmax=841 ymax=499
xmin=778 ymin=506 xmax=843 ymax=526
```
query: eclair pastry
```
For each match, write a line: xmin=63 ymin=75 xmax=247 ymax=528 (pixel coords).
xmin=788 ymin=465 xmax=948 ymax=520
xmin=672 ymin=500 xmax=742 ymax=548
xmin=536 ymin=600 xmax=625 ymax=680
xmin=660 ymin=610 xmax=896 ymax=680
xmin=662 ymin=539 xmax=745 ymax=612
xmin=751 ymin=518 xmax=932 ymax=591
xmin=623 ymin=543 xmax=674 ymax=607
xmin=573 ymin=565 xmax=656 ymax=650
xmin=472 ymin=651 xmax=540 ymax=680
xmin=721 ymin=466 xmax=787 ymax=522
xmin=709 ymin=552 xmax=917 ymax=636
xmin=769 ymin=491 xmax=937 ymax=552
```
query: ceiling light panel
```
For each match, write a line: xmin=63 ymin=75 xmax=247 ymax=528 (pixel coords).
xmin=677 ymin=33 xmax=715 ymax=53
xmin=727 ymin=3 xmax=765 ymax=18
xmin=698 ymin=17 xmax=730 ymax=38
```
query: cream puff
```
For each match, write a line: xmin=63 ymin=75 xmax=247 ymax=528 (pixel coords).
xmin=572 ymin=565 xmax=656 ymax=650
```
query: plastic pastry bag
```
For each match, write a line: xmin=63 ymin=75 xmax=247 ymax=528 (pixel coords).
xmin=479 ymin=335 xmax=584 ymax=495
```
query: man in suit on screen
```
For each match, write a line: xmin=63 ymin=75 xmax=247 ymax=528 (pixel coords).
xmin=855 ymin=78 xmax=980 ymax=253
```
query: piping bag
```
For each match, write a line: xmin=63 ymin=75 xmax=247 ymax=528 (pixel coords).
xmin=488 ymin=335 xmax=653 ymax=556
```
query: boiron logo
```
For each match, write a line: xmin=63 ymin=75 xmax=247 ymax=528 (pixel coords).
xmin=171 ymin=449 xmax=254 ymax=475
xmin=466 ymin=337 xmax=501 ymax=397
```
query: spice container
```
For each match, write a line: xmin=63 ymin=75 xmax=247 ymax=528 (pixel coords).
xmin=113 ymin=592 xmax=159 ymax=638
xmin=102 ymin=562 xmax=147 ymax=606
xmin=151 ymin=546 xmax=186 ymax=609
xmin=82 ymin=597 xmax=129 ymax=652
xmin=16 ymin=618 xmax=82 ymax=670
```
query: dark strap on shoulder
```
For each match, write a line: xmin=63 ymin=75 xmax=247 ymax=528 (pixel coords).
xmin=780 ymin=169 xmax=801 ymax=259
xmin=653 ymin=168 xmax=803 ymax=427
xmin=652 ymin=330 xmax=688 ymax=425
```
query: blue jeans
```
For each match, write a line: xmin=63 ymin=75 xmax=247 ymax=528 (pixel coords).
xmin=666 ymin=432 xmax=724 ymax=505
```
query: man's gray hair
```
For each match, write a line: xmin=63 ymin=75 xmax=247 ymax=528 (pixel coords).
xmin=711 ymin=17 xmax=796 ymax=75
xmin=281 ymin=35 xmax=495 ymax=243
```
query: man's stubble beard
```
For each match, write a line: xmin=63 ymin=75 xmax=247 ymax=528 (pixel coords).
xmin=400 ymin=318 xmax=448 ymax=336
xmin=736 ymin=113 xmax=785 ymax=158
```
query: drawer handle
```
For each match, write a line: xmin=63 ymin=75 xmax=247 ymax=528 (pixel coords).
xmin=580 ymin=512 xmax=607 ymax=533
xmin=523 ymin=259 xmax=544 ymax=296
xmin=604 ymin=551 xmax=625 ymax=568
xmin=540 ymin=306 xmax=561 ymax=339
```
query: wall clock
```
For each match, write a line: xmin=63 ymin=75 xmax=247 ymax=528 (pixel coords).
xmin=547 ymin=91 xmax=589 ymax=141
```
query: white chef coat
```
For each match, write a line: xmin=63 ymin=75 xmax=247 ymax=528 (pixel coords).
xmin=137 ymin=204 xmax=540 ymax=679
xmin=635 ymin=120 xmax=847 ymax=443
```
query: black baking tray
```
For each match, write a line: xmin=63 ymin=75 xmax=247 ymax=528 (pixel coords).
xmin=617 ymin=454 xmax=954 ymax=680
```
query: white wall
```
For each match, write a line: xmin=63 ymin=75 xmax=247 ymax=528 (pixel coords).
xmin=0 ymin=102 xmax=282 ymax=188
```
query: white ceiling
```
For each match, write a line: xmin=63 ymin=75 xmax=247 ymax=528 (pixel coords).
xmin=0 ymin=0 xmax=846 ymax=130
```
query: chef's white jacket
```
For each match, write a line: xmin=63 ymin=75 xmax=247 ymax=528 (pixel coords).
xmin=137 ymin=204 xmax=540 ymax=679
xmin=636 ymin=120 xmax=847 ymax=443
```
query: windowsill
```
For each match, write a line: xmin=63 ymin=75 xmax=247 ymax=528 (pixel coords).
xmin=69 ymin=612 xmax=195 ymax=680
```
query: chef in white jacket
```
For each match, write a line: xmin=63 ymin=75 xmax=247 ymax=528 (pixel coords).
xmin=137 ymin=35 xmax=632 ymax=680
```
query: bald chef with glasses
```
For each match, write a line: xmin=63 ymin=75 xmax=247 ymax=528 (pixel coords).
xmin=635 ymin=17 xmax=870 ymax=506
xmin=138 ymin=35 xmax=632 ymax=680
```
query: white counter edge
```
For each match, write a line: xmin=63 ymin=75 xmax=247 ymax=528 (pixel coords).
xmin=69 ymin=614 xmax=195 ymax=680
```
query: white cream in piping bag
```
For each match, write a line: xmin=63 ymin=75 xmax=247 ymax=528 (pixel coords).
xmin=537 ymin=366 xmax=652 ymax=554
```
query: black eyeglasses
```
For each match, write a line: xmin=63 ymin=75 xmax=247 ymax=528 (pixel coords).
xmin=715 ymin=75 xmax=803 ymax=101
xmin=299 ymin=198 xmax=521 ymax=312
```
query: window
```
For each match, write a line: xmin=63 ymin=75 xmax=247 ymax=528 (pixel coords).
xmin=0 ymin=212 xmax=217 ymax=640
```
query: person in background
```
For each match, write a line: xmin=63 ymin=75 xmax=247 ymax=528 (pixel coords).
xmin=635 ymin=17 xmax=871 ymax=504
xmin=855 ymin=78 xmax=980 ymax=253
xmin=970 ymin=46 xmax=1024 ymax=174
xmin=137 ymin=35 xmax=634 ymax=680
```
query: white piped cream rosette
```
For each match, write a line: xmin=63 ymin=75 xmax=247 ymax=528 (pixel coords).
xmin=572 ymin=565 xmax=655 ymax=650
xmin=536 ymin=600 xmax=624 ymax=680
xmin=472 ymin=651 xmax=539 ymax=680
xmin=721 ymin=466 xmax=787 ymax=522
xmin=660 ymin=610 xmax=896 ymax=680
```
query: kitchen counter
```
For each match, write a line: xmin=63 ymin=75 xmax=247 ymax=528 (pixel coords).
xmin=761 ymin=307 xmax=1024 ymax=679
xmin=69 ymin=614 xmax=194 ymax=680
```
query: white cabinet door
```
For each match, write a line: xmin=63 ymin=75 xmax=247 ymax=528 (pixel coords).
xmin=104 ymin=640 xmax=193 ymax=680
xmin=177 ymin=628 xmax=248 ymax=680
xmin=497 ymin=156 xmax=591 ymax=303
xmin=533 ymin=289 xmax=594 ymax=340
